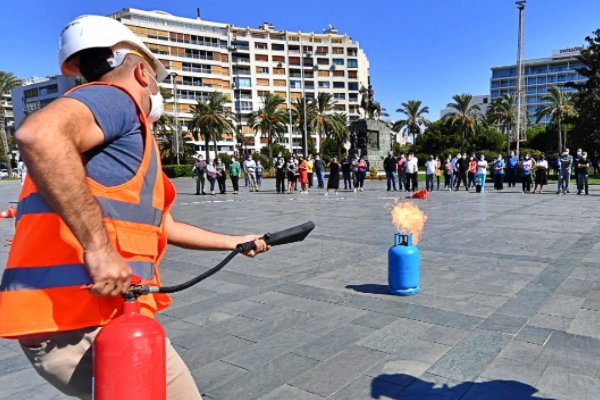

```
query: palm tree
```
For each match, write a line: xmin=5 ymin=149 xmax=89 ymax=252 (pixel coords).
xmin=310 ymin=93 xmax=337 ymax=154
xmin=248 ymin=92 xmax=288 ymax=164
xmin=535 ymin=86 xmax=577 ymax=152
xmin=188 ymin=91 xmax=234 ymax=161
xmin=393 ymin=100 xmax=431 ymax=149
xmin=0 ymin=72 xmax=22 ymax=178
xmin=327 ymin=113 xmax=350 ymax=157
xmin=487 ymin=93 xmax=518 ymax=156
xmin=442 ymin=94 xmax=481 ymax=154
xmin=157 ymin=131 xmax=196 ymax=164
xmin=290 ymin=97 xmax=315 ymax=157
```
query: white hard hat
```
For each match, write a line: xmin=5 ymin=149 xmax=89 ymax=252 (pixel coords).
xmin=58 ymin=15 xmax=168 ymax=81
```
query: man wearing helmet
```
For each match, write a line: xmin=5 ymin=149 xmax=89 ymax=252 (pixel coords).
xmin=0 ymin=15 xmax=268 ymax=400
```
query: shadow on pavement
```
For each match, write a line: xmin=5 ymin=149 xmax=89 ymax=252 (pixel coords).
xmin=346 ymin=284 xmax=389 ymax=294
xmin=371 ymin=374 xmax=558 ymax=399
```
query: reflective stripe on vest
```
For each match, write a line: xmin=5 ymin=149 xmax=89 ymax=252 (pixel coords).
xmin=16 ymin=141 xmax=163 ymax=227
xmin=0 ymin=261 xmax=154 ymax=291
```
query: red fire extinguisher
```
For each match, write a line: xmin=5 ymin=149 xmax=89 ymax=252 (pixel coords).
xmin=89 ymin=275 xmax=166 ymax=400
xmin=87 ymin=222 xmax=315 ymax=400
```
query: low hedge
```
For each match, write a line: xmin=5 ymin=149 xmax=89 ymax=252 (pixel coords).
xmin=162 ymin=164 xmax=194 ymax=178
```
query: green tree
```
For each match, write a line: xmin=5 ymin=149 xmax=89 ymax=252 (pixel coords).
xmin=535 ymin=86 xmax=576 ymax=152
xmin=157 ymin=132 xmax=196 ymax=164
xmin=310 ymin=93 xmax=337 ymax=155
xmin=487 ymin=93 xmax=518 ymax=156
xmin=290 ymin=97 xmax=315 ymax=157
xmin=248 ymin=92 xmax=288 ymax=165
xmin=326 ymin=113 xmax=350 ymax=157
xmin=188 ymin=91 xmax=234 ymax=161
xmin=442 ymin=94 xmax=481 ymax=154
xmin=566 ymin=29 xmax=600 ymax=151
xmin=393 ymin=100 xmax=431 ymax=150
xmin=0 ymin=72 xmax=22 ymax=177
xmin=260 ymin=143 xmax=291 ymax=161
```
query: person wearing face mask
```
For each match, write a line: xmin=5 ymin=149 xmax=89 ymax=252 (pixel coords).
xmin=476 ymin=155 xmax=488 ymax=192
xmin=494 ymin=153 xmax=505 ymax=191
xmin=275 ymin=157 xmax=286 ymax=194
xmin=533 ymin=153 xmax=548 ymax=194
xmin=215 ymin=158 xmax=227 ymax=194
xmin=455 ymin=152 xmax=470 ymax=191
xmin=4 ymin=15 xmax=271 ymax=399
xmin=450 ymin=153 xmax=460 ymax=189
xmin=314 ymin=154 xmax=326 ymax=188
xmin=506 ymin=151 xmax=519 ymax=188
xmin=443 ymin=155 xmax=453 ymax=190
xmin=405 ymin=152 xmax=419 ymax=192
xmin=193 ymin=154 xmax=207 ymax=195
xmin=229 ymin=156 xmax=241 ymax=194
xmin=520 ymin=153 xmax=533 ymax=193
xmin=425 ymin=155 xmax=436 ymax=192
xmin=577 ymin=152 xmax=590 ymax=195
xmin=468 ymin=155 xmax=477 ymax=189
xmin=243 ymin=154 xmax=258 ymax=192
xmin=574 ymin=148 xmax=584 ymax=190
xmin=557 ymin=148 xmax=573 ymax=194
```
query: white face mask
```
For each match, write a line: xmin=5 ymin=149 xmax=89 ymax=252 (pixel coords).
xmin=145 ymin=73 xmax=164 ymax=123
xmin=480 ymin=157 xmax=484 ymax=161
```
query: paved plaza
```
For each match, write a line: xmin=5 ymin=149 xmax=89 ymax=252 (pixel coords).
xmin=2 ymin=177 xmax=600 ymax=399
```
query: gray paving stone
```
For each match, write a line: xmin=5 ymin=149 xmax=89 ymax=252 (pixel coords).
xmin=222 ymin=329 xmax=318 ymax=369
xmin=358 ymin=318 xmax=432 ymax=353
xmin=351 ymin=312 xmax=399 ymax=329
xmin=328 ymin=374 xmax=405 ymax=400
xmin=0 ymin=368 xmax=53 ymax=398
xmin=538 ymin=294 xmax=586 ymax=319
xmin=479 ymin=312 xmax=528 ymax=335
xmin=178 ymin=334 xmax=255 ymax=370
xmin=462 ymin=379 xmax=549 ymax=400
xmin=417 ymin=324 xmax=470 ymax=346
xmin=496 ymin=290 xmax=551 ymax=318
xmin=0 ymin=354 xmax=33 ymax=377
xmin=290 ymin=345 xmax=387 ymax=397
xmin=426 ymin=329 xmax=513 ymax=382
xmin=528 ymin=312 xmax=574 ymax=332
xmin=293 ymin=323 xmax=375 ymax=361
xmin=207 ymin=352 xmax=318 ymax=400
xmin=192 ymin=361 xmax=248 ymax=394
xmin=257 ymin=385 xmax=322 ymax=400
xmin=536 ymin=366 xmax=600 ymax=400
xmin=515 ymin=326 xmax=554 ymax=345
xmin=582 ymin=291 xmax=600 ymax=311
xmin=480 ymin=357 xmax=548 ymax=386
xmin=398 ymin=372 xmax=471 ymax=400
xmin=569 ymin=309 xmax=600 ymax=339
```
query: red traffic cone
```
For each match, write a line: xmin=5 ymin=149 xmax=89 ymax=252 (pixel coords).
xmin=406 ymin=188 xmax=428 ymax=200
xmin=0 ymin=206 xmax=17 ymax=219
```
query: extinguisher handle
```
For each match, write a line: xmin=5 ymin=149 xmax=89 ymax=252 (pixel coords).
xmin=236 ymin=221 xmax=316 ymax=252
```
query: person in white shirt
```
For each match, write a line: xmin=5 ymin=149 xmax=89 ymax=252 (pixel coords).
xmin=243 ymin=155 xmax=258 ymax=192
xmin=533 ymin=153 xmax=549 ymax=194
xmin=424 ymin=155 xmax=437 ymax=191
xmin=476 ymin=155 xmax=488 ymax=192
xmin=18 ymin=161 xmax=27 ymax=186
xmin=405 ymin=152 xmax=419 ymax=192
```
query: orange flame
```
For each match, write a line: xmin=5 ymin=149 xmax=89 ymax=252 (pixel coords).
xmin=389 ymin=200 xmax=427 ymax=244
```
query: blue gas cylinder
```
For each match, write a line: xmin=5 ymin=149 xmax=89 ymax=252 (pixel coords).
xmin=388 ymin=233 xmax=420 ymax=296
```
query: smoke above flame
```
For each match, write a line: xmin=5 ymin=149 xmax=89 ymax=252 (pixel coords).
xmin=389 ymin=200 xmax=427 ymax=244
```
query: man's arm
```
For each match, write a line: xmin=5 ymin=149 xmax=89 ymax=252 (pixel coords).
xmin=16 ymin=98 xmax=132 ymax=297
xmin=164 ymin=213 xmax=268 ymax=257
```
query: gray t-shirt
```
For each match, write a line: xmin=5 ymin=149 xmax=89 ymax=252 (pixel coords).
xmin=243 ymin=159 xmax=257 ymax=173
xmin=314 ymin=159 xmax=325 ymax=172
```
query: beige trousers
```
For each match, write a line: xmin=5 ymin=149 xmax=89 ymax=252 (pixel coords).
xmin=19 ymin=327 xmax=202 ymax=400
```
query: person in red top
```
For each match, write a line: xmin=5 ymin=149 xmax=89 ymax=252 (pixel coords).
xmin=468 ymin=155 xmax=478 ymax=189
xmin=298 ymin=156 xmax=309 ymax=194
xmin=397 ymin=152 xmax=407 ymax=191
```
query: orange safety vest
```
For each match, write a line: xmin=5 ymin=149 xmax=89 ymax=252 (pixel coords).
xmin=0 ymin=82 xmax=175 ymax=338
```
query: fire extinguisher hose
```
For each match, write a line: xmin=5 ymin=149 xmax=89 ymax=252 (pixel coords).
xmin=150 ymin=221 xmax=315 ymax=294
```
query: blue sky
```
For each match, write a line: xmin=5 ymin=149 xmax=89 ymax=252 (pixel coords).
xmin=2 ymin=0 xmax=599 ymax=121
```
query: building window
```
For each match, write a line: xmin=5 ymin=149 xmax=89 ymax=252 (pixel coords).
xmin=558 ymin=75 xmax=567 ymax=82
xmin=237 ymin=77 xmax=251 ymax=87
xmin=527 ymin=96 xmax=537 ymax=104
xmin=273 ymin=79 xmax=286 ymax=86
xmin=568 ymin=74 xmax=577 ymax=81
xmin=317 ymin=58 xmax=329 ymax=65
xmin=272 ymin=55 xmax=285 ymax=62
xmin=235 ymin=101 xmax=253 ymax=111
xmin=347 ymin=59 xmax=358 ymax=68
xmin=332 ymin=47 xmax=344 ymax=54
xmin=256 ymin=67 xmax=269 ymax=74
xmin=24 ymin=88 xmax=39 ymax=99
xmin=348 ymin=82 xmax=358 ymax=90
xmin=537 ymin=87 xmax=547 ymax=94
xmin=316 ymin=46 xmax=328 ymax=55
xmin=332 ymin=59 xmax=344 ymax=66
xmin=547 ymin=76 xmax=556 ymax=83
xmin=491 ymin=90 xmax=500 ymax=98
xmin=255 ymin=42 xmax=267 ymax=50
xmin=289 ymin=57 xmax=300 ymax=66
xmin=334 ymin=93 xmax=346 ymax=100
xmin=335 ymin=104 xmax=346 ymax=111
xmin=491 ymin=81 xmax=500 ymax=88
xmin=255 ymin=54 xmax=268 ymax=61
xmin=527 ymin=87 xmax=536 ymax=94
xmin=333 ymin=70 xmax=345 ymax=77
xmin=39 ymin=84 xmax=58 ymax=96
xmin=333 ymin=82 xmax=345 ymax=88
xmin=318 ymin=81 xmax=330 ymax=88
xmin=272 ymin=43 xmax=285 ymax=51
xmin=273 ymin=68 xmax=285 ymax=75
xmin=257 ymin=91 xmax=268 ymax=96
xmin=537 ymin=77 xmax=546 ymax=84
xmin=290 ymin=80 xmax=301 ymax=89
xmin=317 ymin=70 xmax=330 ymax=77
xmin=305 ymin=81 xmax=314 ymax=89
xmin=290 ymin=92 xmax=302 ymax=101
xmin=256 ymin=78 xmax=269 ymax=86
xmin=527 ymin=77 xmax=536 ymax=85
xmin=492 ymin=68 xmax=516 ymax=78
xmin=274 ymin=91 xmax=286 ymax=98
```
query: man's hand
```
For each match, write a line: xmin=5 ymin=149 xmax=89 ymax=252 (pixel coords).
xmin=237 ymin=235 xmax=270 ymax=258
xmin=84 ymin=244 xmax=132 ymax=297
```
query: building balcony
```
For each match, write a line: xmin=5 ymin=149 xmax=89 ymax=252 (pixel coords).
xmin=288 ymin=50 xmax=301 ymax=56
xmin=233 ymin=58 xmax=250 ymax=64
xmin=233 ymin=69 xmax=251 ymax=75
xmin=235 ymin=94 xmax=253 ymax=100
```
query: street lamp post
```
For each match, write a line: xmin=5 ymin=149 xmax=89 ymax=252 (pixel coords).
xmin=515 ymin=1 xmax=526 ymax=159
xmin=169 ymin=72 xmax=180 ymax=165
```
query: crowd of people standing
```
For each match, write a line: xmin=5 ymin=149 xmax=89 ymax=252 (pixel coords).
xmin=190 ymin=147 xmax=594 ymax=196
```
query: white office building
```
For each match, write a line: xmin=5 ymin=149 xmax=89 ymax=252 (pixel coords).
xmin=439 ymin=94 xmax=490 ymax=119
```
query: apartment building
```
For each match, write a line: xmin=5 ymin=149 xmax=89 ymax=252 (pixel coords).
xmin=109 ymin=8 xmax=370 ymax=156
xmin=1 ymin=92 xmax=15 ymax=137
xmin=490 ymin=46 xmax=587 ymax=126
xmin=11 ymin=75 xmax=78 ymax=128
xmin=439 ymin=95 xmax=490 ymax=119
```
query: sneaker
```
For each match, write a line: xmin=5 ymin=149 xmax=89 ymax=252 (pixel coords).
xmin=354 ymin=188 xmax=357 ymax=193
xmin=325 ymin=192 xmax=329 ymax=196
xmin=360 ymin=188 xmax=364 ymax=192
xmin=556 ymin=191 xmax=560 ymax=194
